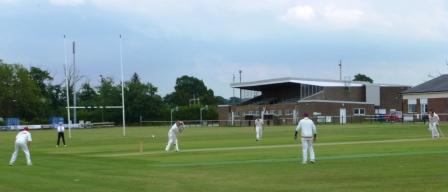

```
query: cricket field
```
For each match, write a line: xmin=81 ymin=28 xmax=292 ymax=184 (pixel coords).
xmin=0 ymin=123 xmax=447 ymax=192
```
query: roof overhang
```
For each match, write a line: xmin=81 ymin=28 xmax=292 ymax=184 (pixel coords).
xmin=231 ymin=77 xmax=409 ymax=91
xmin=298 ymin=100 xmax=374 ymax=105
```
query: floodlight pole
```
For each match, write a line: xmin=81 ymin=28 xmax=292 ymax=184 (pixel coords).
xmin=64 ymin=35 xmax=72 ymax=139
xmin=200 ymin=105 xmax=208 ymax=126
xmin=120 ymin=34 xmax=126 ymax=136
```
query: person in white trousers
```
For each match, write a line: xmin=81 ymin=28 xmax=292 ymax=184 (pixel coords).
xmin=165 ymin=121 xmax=185 ymax=152
xmin=295 ymin=113 xmax=317 ymax=164
xmin=9 ymin=127 xmax=33 ymax=166
xmin=428 ymin=109 xmax=440 ymax=139
xmin=254 ymin=117 xmax=264 ymax=141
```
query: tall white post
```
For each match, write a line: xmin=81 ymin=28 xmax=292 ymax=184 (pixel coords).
xmin=120 ymin=34 xmax=126 ymax=136
xmin=64 ymin=35 xmax=72 ymax=139
xmin=72 ymin=41 xmax=77 ymax=128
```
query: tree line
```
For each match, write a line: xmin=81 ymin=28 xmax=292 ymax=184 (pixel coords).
xmin=0 ymin=59 xmax=240 ymax=125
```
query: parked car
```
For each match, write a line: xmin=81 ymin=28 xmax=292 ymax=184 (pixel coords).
xmin=385 ymin=111 xmax=402 ymax=122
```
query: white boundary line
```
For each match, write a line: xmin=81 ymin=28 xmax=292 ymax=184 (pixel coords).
xmin=95 ymin=137 xmax=437 ymax=157
xmin=157 ymin=150 xmax=448 ymax=167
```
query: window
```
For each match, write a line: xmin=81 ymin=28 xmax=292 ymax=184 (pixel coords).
xmin=353 ymin=108 xmax=365 ymax=116
xmin=408 ymin=99 xmax=417 ymax=113
xmin=420 ymin=98 xmax=428 ymax=114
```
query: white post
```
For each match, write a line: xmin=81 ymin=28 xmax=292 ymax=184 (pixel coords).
xmin=72 ymin=41 xmax=77 ymax=129
xmin=64 ymin=35 xmax=72 ymax=139
xmin=200 ymin=105 xmax=208 ymax=126
xmin=120 ymin=34 xmax=126 ymax=136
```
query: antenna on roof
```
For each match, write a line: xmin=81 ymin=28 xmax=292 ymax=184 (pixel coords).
xmin=239 ymin=70 xmax=242 ymax=99
xmin=232 ymin=74 xmax=235 ymax=97
xmin=338 ymin=59 xmax=342 ymax=81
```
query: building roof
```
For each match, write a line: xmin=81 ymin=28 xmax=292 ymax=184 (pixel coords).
xmin=231 ymin=77 xmax=408 ymax=90
xmin=403 ymin=74 xmax=448 ymax=94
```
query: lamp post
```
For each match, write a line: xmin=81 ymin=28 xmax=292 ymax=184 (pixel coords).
xmin=200 ymin=105 xmax=208 ymax=126
xmin=170 ymin=106 xmax=179 ymax=125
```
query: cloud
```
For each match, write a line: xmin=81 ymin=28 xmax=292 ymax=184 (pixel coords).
xmin=281 ymin=5 xmax=316 ymax=22
xmin=0 ymin=0 xmax=17 ymax=3
xmin=322 ymin=6 xmax=364 ymax=26
xmin=49 ymin=0 xmax=85 ymax=6
xmin=281 ymin=4 xmax=365 ymax=28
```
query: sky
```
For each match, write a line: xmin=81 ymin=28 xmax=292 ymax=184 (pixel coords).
xmin=1 ymin=0 xmax=448 ymax=98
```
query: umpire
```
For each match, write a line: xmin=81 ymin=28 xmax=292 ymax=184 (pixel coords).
xmin=56 ymin=122 xmax=67 ymax=147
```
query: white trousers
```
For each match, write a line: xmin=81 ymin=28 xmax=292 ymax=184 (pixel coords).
xmin=430 ymin=125 xmax=440 ymax=138
xmin=256 ymin=126 xmax=263 ymax=140
xmin=301 ymin=138 xmax=315 ymax=163
xmin=10 ymin=142 xmax=32 ymax=165
xmin=165 ymin=133 xmax=179 ymax=151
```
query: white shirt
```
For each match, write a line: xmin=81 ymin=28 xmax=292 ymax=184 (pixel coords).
xmin=16 ymin=130 xmax=32 ymax=143
xmin=168 ymin=123 xmax=182 ymax=136
xmin=429 ymin=113 xmax=440 ymax=127
xmin=296 ymin=117 xmax=317 ymax=138
xmin=57 ymin=125 xmax=65 ymax=132
xmin=255 ymin=119 xmax=263 ymax=128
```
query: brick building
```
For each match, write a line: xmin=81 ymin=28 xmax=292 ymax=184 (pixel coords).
xmin=402 ymin=74 xmax=448 ymax=121
xmin=219 ymin=77 xmax=409 ymax=126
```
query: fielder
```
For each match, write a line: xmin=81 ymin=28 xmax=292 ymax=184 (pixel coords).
xmin=9 ymin=127 xmax=33 ymax=166
xmin=56 ymin=122 xmax=67 ymax=147
xmin=254 ymin=117 xmax=264 ymax=141
xmin=255 ymin=107 xmax=266 ymax=141
xmin=165 ymin=121 xmax=185 ymax=152
xmin=295 ymin=113 xmax=317 ymax=164
xmin=428 ymin=109 xmax=440 ymax=139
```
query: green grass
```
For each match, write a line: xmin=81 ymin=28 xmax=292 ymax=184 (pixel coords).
xmin=0 ymin=123 xmax=447 ymax=192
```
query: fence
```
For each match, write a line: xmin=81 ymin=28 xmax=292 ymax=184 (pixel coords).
xmin=140 ymin=113 xmax=448 ymax=127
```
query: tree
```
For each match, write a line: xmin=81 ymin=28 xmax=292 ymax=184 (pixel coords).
xmin=353 ymin=74 xmax=373 ymax=83
xmin=125 ymin=73 xmax=166 ymax=123
xmin=164 ymin=75 xmax=218 ymax=106
xmin=77 ymin=81 xmax=100 ymax=121
xmin=0 ymin=63 xmax=45 ymax=123
xmin=97 ymin=76 xmax=122 ymax=122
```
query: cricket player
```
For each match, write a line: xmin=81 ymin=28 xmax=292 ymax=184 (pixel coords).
xmin=9 ymin=127 xmax=33 ymax=166
xmin=56 ymin=122 xmax=67 ymax=147
xmin=254 ymin=117 xmax=264 ymax=141
xmin=165 ymin=121 xmax=185 ymax=152
xmin=295 ymin=113 xmax=317 ymax=164
xmin=428 ymin=109 xmax=440 ymax=139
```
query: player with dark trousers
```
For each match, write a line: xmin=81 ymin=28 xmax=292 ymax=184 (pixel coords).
xmin=56 ymin=122 xmax=67 ymax=147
